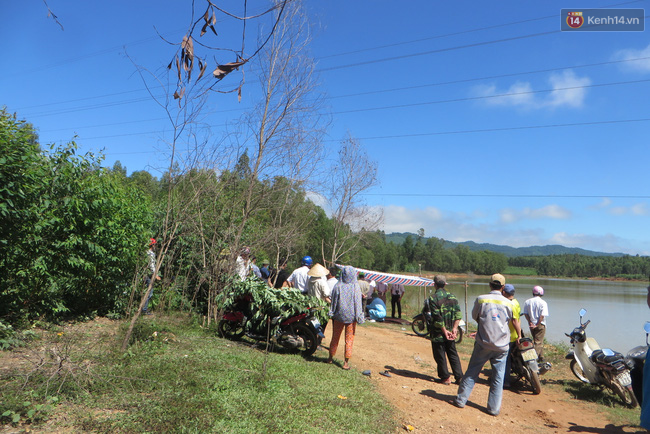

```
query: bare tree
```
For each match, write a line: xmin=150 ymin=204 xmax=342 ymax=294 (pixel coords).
xmin=122 ymin=0 xmax=294 ymax=349
xmin=325 ymin=135 xmax=383 ymax=264
xmin=230 ymin=0 xmax=327 ymax=265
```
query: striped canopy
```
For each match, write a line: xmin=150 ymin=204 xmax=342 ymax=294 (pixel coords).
xmin=354 ymin=267 xmax=436 ymax=287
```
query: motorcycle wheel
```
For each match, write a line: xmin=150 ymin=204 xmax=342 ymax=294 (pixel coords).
xmin=570 ymin=359 xmax=590 ymax=383
xmin=525 ymin=365 xmax=542 ymax=395
xmin=292 ymin=323 xmax=319 ymax=357
xmin=411 ymin=315 xmax=429 ymax=337
xmin=611 ymin=378 xmax=638 ymax=408
xmin=218 ymin=319 xmax=245 ymax=340
xmin=455 ymin=327 xmax=463 ymax=344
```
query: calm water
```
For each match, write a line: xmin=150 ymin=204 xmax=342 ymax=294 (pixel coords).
xmin=403 ymin=277 xmax=649 ymax=354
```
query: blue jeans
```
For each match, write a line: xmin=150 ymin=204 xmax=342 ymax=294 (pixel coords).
xmin=143 ymin=277 xmax=154 ymax=312
xmin=455 ymin=342 xmax=508 ymax=415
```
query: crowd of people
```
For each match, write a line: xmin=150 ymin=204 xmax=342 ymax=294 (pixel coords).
xmin=146 ymin=244 xmax=650 ymax=426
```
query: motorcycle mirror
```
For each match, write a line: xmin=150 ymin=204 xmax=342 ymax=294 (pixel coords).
xmin=579 ymin=308 xmax=587 ymax=319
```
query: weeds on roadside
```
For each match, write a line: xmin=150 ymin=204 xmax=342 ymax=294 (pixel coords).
xmin=2 ymin=313 xmax=396 ymax=433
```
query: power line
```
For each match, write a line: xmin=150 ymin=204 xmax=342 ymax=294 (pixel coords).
xmin=341 ymin=117 xmax=650 ymax=141
xmin=31 ymin=55 xmax=650 ymax=130
xmin=95 ymin=116 xmax=650 ymax=155
xmin=331 ymin=77 xmax=650 ymax=115
xmin=317 ymin=0 xmax=645 ymax=60
xmin=363 ymin=193 xmax=650 ymax=199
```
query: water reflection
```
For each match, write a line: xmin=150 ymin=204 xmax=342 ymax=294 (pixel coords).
xmin=402 ymin=277 xmax=649 ymax=353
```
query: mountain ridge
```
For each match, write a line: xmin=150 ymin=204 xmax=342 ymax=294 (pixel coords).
xmin=384 ymin=232 xmax=626 ymax=258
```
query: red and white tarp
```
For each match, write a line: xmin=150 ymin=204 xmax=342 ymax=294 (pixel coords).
xmin=354 ymin=267 xmax=436 ymax=287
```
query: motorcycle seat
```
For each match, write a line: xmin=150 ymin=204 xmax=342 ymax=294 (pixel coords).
xmin=591 ymin=348 xmax=624 ymax=366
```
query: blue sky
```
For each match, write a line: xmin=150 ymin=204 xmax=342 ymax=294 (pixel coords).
xmin=3 ymin=1 xmax=650 ymax=255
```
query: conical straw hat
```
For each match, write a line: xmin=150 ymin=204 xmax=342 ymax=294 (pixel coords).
xmin=307 ymin=263 xmax=328 ymax=277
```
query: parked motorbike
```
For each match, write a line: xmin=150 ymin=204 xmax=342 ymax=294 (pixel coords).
xmin=510 ymin=334 xmax=551 ymax=394
xmin=411 ymin=313 xmax=465 ymax=343
xmin=565 ymin=308 xmax=638 ymax=407
xmin=218 ymin=294 xmax=324 ymax=357
xmin=627 ymin=321 xmax=650 ymax=405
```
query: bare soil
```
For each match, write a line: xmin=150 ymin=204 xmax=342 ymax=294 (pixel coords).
xmin=322 ymin=320 xmax=645 ymax=433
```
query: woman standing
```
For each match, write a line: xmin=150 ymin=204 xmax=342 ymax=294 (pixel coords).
xmin=328 ymin=266 xmax=364 ymax=370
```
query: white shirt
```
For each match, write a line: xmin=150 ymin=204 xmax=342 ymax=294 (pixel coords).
xmin=327 ymin=277 xmax=338 ymax=290
xmin=287 ymin=265 xmax=310 ymax=293
xmin=235 ymin=256 xmax=250 ymax=281
xmin=308 ymin=276 xmax=331 ymax=302
xmin=522 ymin=296 xmax=549 ymax=326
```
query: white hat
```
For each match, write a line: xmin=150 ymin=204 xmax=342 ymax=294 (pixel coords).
xmin=307 ymin=263 xmax=328 ymax=278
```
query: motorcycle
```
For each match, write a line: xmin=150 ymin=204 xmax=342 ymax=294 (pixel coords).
xmin=411 ymin=313 xmax=465 ymax=343
xmin=509 ymin=334 xmax=551 ymax=394
xmin=218 ymin=294 xmax=324 ymax=357
xmin=627 ymin=321 xmax=650 ymax=405
xmin=565 ymin=308 xmax=638 ymax=407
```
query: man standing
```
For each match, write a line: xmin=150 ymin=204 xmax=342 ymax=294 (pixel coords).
xmin=142 ymin=238 xmax=162 ymax=315
xmin=358 ymin=272 xmax=371 ymax=317
xmin=501 ymin=284 xmax=522 ymax=388
xmin=287 ymin=255 xmax=313 ymax=294
xmin=307 ymin=263 xmax=331 ymax=304
xmin=326 ymin=267 xmax=339 ymax=291
xmin=235 ymin=247 xmax=251 ymax=281
xmin=375 ymin=281 xmax=388 ymax=303
xmin=427 ymin=275 xmax=464 ymax=385
xmin=455 ymin=273 xmax=514 ymax=416
xmin=269 ymin=259 xmax=290 ymax=289
xmin=250 ymin=255 xmax=262 ymax=280
xmin=259 ymin=260 xmax=270 ymax=281
xmin=522 ymin=285 xmax=549 ymax=362
xmin=390 ymin=282 xmax=405 ymax=319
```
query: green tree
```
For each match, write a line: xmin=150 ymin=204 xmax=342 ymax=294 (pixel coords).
xmin=0 ymin=110 xmax=152 ymax=324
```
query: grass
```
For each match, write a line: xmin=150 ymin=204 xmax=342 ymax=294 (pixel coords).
xmin=0 ymin=314 xmax=396 ymax=433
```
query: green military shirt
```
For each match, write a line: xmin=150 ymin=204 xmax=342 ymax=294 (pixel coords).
xmin=427 ymin=288 xmax=462 ymax=343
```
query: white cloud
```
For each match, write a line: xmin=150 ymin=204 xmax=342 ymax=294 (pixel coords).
xmin=474 ymin=82 xmax=535 ymax=107
xmin=613 ymin=43 xmax=650 ymax=73
xmin=546 ymin=70 xmax=591 ymax=108
xmin=590 ymin=197 xmax=650 ymax=216
xmin=473 ymin=70 xmax=590 ymax=109
xmin=305 ymin=191 xmax=328 ymax=210
xmin=549 ymin=232 xmax=635 ymax=254
xmin=499 ymin=205 xmax=571 ymax=223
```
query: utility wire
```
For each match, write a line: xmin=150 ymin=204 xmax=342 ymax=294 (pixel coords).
xmin=362 ymin=193 xmax=650 ymax=199
xmin=96 ymin=116 xmax=650 ymax=155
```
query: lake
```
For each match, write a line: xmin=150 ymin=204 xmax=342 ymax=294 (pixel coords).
xmin=402 ymin=276 xmax=649 ymax=354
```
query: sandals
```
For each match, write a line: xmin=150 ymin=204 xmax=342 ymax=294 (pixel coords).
xmin=379 ymin=370 xmax=392 ymax=377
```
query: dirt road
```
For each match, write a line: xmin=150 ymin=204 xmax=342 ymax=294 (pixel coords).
xmin=322 ymin=321 xmax=643 ymax=433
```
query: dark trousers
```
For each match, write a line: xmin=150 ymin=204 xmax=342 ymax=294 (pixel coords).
xmin=391 ymin=294 xmax=402 ymax=318
xmin=432 ymin=339 xmax=464 ymax=382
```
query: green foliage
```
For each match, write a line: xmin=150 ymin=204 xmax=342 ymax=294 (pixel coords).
xmin=2 ymin=315 xmax=395 ymax=432
xmin=217 ymin=277 xmax=329 ymax=326
xmin=0 ymin=110 xmax=153 ymax=324
xmin=0 ymin=321 xmax=37 ymax=350
xmin=510 ymin=254 xmax=650 ymax=278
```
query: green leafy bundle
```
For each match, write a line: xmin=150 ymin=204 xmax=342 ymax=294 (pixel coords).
xmin=217 ymin=277 xmax=329 ymax=328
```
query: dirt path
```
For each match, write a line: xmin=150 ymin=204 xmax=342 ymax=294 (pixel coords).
xmin=322 ymin=321 xmax=643 ymax=433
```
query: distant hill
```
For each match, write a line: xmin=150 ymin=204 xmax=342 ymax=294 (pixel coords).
xmin=384 ymin=232 xmax=625 ymax=258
